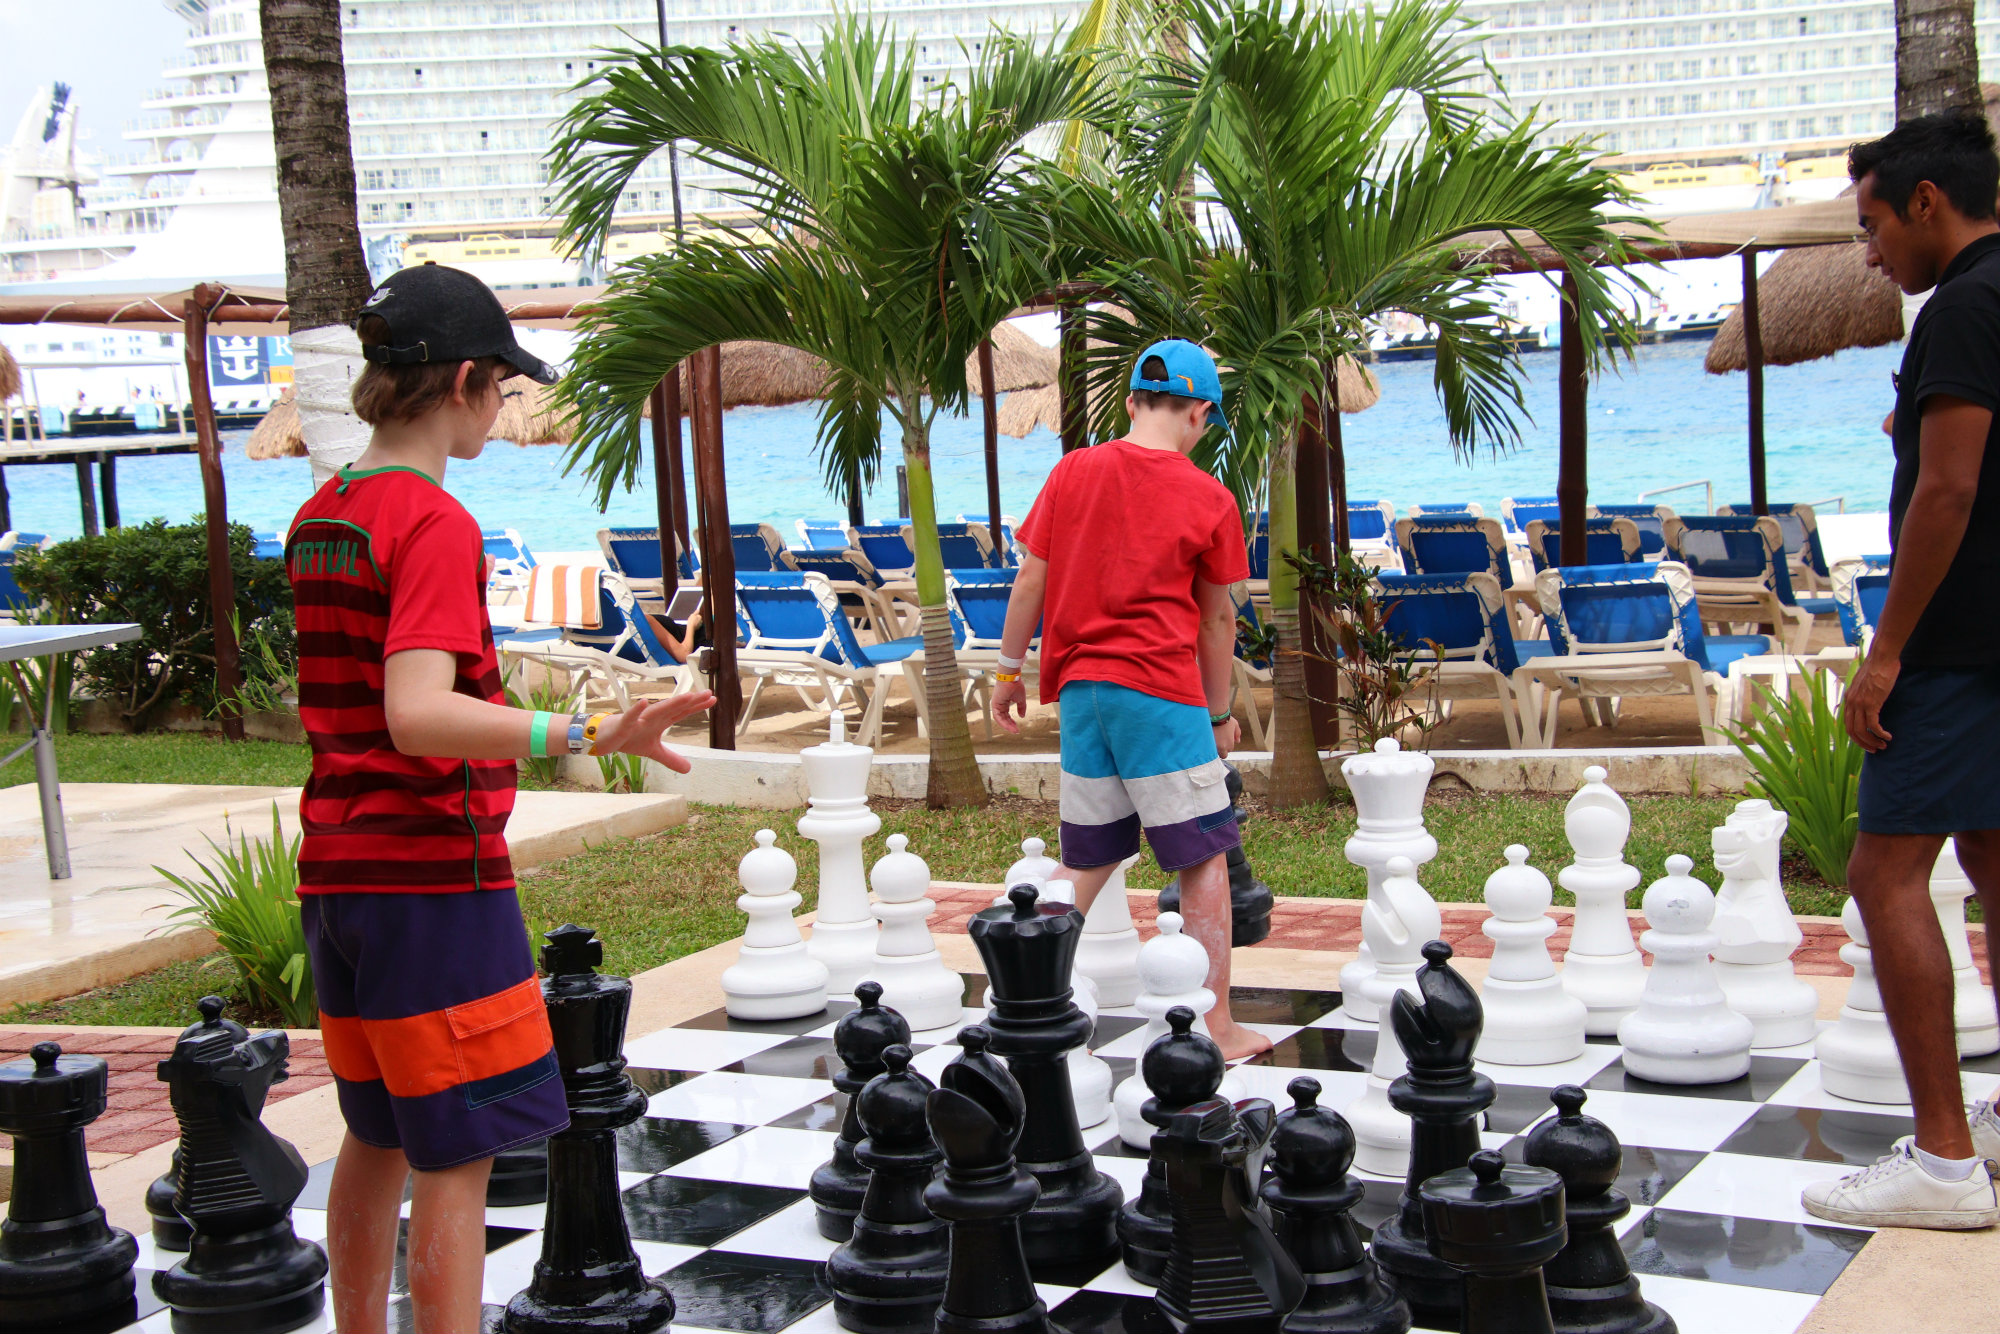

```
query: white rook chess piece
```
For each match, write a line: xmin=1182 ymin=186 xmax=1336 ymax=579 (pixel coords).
xmin=1476 ymin=845 xmax=1587 ymax=1066
xmin=1346 ymin=856 xmax=1442 ymax=1176
xmin=1074 ymin=853 xmax=1143 ymax=1006
xmin=798 ymin=711 xmax=881 ymax=992
xmin=861 ymin=834 xmax=962 ymax=1033
xmin=995 ymin=837 xmax=1061 ymax=903
xmin=1338 ymin=739 xmax=1438 ymax=1026
xmin=721 ymin=831 xmax=831 ymax=1020
xmin=1558 ymin=766 xmax=1647 ymax=1036
xmin=1618 ymin=855 xmax=1753 ymax=1085
xmin=1710 ymin=800 xmax=1819 ymax=1049
xmin=1112 ymin=912 xmax=1242 ymax=1147
xmin=1933 ymin=841 xmax=2000 ymax=1057
xmin=1816 ymin=896 xmax=1911 ymax=1103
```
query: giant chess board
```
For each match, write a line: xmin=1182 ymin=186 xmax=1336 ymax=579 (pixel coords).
xmin=116 ymin=974 xmax=1994 ymax=1334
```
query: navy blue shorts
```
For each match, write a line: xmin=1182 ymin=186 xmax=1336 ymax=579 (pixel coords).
xmin=1857 ymin=664 xmax=2000 ymax=835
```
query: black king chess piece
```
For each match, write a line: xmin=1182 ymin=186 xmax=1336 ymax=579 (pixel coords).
xmin=1158 ymin=764 xmax=1273 ymax=946
xmin=492 ymin=925 xmax=674 ymax=1334
xmin=1522 ymin=1087 xmax=1676 ymax=1334
xmin=146 ymin=996 xmax=248 ymax=1253
xmin=967 ymin=883 xmax=1124 ymax=1284
xmin=1260 ymin=1077 xmax=1409 ymax=1334
xmin=925 ymin=1026 xmax=1048 ymax=1334
xmin=152 ymin=1015 xmax=328 ymax=1332
xmin=0 ymin=1042 xmax=139 ymax=1334
xmin=1118 ymin=1005 xmax=1226 ymax=1285
xmin=812 ymin=981 xmax=913 ymax=1241
xmin=1368 ymin=940 xmax=1497 ymax=1334
xmin=1154 ymin=1092 xmax=1304 ymax=1334
xmin=827 ymin=1043 xmax=949 ymax=1334
xmin=1419 ymin=1151 xmax=1566 ymax=1334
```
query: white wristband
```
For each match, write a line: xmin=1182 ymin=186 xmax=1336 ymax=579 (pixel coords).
xmin=997 ymin=652 xmax=1024 ymax=672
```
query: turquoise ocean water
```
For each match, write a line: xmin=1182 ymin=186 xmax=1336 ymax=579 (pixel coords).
xmin=5 ymin=337 xmax=1905 ymax=549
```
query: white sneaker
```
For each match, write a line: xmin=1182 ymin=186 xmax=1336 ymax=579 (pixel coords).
xmin=1802 ymin=1137 xmax=2000 ymax=1229
xmin=1970 ymin=1100 xmax=2000 ymax=1170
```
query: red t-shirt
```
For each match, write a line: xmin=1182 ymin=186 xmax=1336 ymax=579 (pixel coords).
xmin=1015 ymin=440 xmax=1249 ymax=707
xmin=286 ymin=465 xmax=517 ymax=894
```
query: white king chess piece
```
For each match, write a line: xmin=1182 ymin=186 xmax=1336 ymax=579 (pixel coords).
xmin=1816 ymin=896 xmax=1912 ymax=1103
xmin=1112 ymin=911 xmax=1244 ymax=1147
xmin=1475 ymin=845 xmax=1588 ymax=1066
xmin=861 ymin=834 xmax=963 ymax=1033
xmin=1933 ymin=841 xmax=2000 ymax=1057
xmin=1558 ymin=766 xmax=1647 ymax=1035
xmin=1617 ymin=855 xmax=1753 ymax=1084
xmin=721 ymin=830 xmax=831 ymax=1020
xmin=1338 ymin=739 xmax=1438 ymax=1026
xmin=1345 ymin=856 xmax=1443 ymax=1176
xmin=1073 ymin=853 xmax=1143 ymax=1006
xmin=797 ymin=711 xmax=882 ymax=992
xmin=1710 ymin=799 xmax=1819 ymax=1049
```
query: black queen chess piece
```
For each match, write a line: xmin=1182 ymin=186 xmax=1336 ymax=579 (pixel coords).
xmin=1158 ymin=763 xmax=1274 ymax=946
xmin=967 ymin=884 xmax=1124 ymax=1283
xmin=1118 ymin=1005 xmax=1226 ymax=1285
xmin=492 ymin=924 xmax=675 ymax=1334
xmin=1153 ymin=1094 xmax=1305 ymax=1334
xmin=827 ymin=1043 xmax=949 ymax=1334
xmin=0 ymin=1041 xmax=140 ymax=1334
xmin=145 ymin=996 xmax=248 ymax=1253
xmin=487 ymin=1138 xmax=550 ymax=1207
xmin=1522 ymin=1087 xmax=1676 ymax=1334
xmin=1369 ymin=940 xmax=1497 ymax=1334
xmin=1419 ymin=1151 xmax=1567 ymax=1334
xmin=812 ymin=981 xmax=913 ymax=1241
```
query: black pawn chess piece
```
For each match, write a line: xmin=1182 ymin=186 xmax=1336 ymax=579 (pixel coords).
xmin=493 ymin=924 xmax=674 ymax=1334
xmin=1154 ymin=1095 xmax=1305 ymax=1333
xmin=813 ymin=981 xmax=913 ymax=1241
xmin=1522 ymin=1087 xmax=1676 ymax=1334
xmin=488 ymin=1138 xmax=550 ymax=1207
xmin=1369 ymin=940 xmax=1497 ymax=1333
xmin=924 ymin=1026 xmax=1047 ymax=1334
xmin=827 ymin=1043 xmax=949 ymax=1334
xmin=152 ymin=1020 xmax=328 ymax=1332
xmin=0 ymin=1041 xmax=139 ymax=1334
xmin=1260 ymin=1077 xmax=1409 ymax=1334
xmin=145 ymin=996 xmax=248 ymax=1253
xmin=1419 ymin=1151 xmax=1566 ymax=1334
xmin=1118 ymin=1004 xmax=1226 ymax=1285
xmin=967 ymin=884 xmax=1124 ymax=1284
xmin=1159 ymin=763 xmax=1274 ymax=946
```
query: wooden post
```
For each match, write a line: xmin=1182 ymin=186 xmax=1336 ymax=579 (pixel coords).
xmin=979 ymin=338 xmax=1002 ymax=558
xmin=1557 ymin=271 xmax=1588 ymax=568
xmin=690 ymin=345 xmax=738 ymax=747
xmin=98 ymin=453 xmax=118 ymax=530
xmin=73 ymin=458 xmax=98 ymax=538
xmin=1058 ymin=301 xmax=1087 ymax=454
xmin=1296 ymin=392 xmax=1339 ymax=748
xmin=1743 ymin=250 xmax=1769 ymax=516
xmin=1327 ymin=365 xmax=1349 ymax=554
xmin=649 ymin=374 xmax=688 ymax=578
xmin=185 ymin=288 xmax=243 ymax=741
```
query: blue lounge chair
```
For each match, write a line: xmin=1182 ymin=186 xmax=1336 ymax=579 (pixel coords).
xmin=1593 ymin=504 xmax=1672 ymax=559
xmin=1717 ymin=502 xmax=1834 ymax=594
xmin=1522 ymin=517 xmax=1641 ymax=573
xmin=1662 ymin=514 xmax=1819 ymax=653
xmin=1394 ymin=516 xmax=1514 ymax=590
xmin=945 ymin=567 xmax=1034 ymax=735
xmin=1375 ymin=571 xmax=1550 ymax=747
xmin=498 ymin=568 xmax=700 ymax=712
xmin=596 ymin=526 xmax=691 ymax=603
xmin=1346 ymin=500 xmax=1396 ymax=545
xmin=848 ymin=523 xmax=916 ymax=576
xmin=250 ymin=531 xmax=286 ymax=561
xmin=957 ymin=514 xmax=1019 ymax=567
xmin=482 ymin=527 xmax=536 ymax=599
xmin=1831 ymin=555 xmax=1893 ymax=649
xmin=900 ymin=522 xmax=997 ymax=570
xmin=797 ymin=518 xmax=850 ymax=550
xmin=1501 ymin=496 xmax=1561 ymax=537
xmin=1407 ymin=501 xmax=1484 ymax=519
xmin=698 ymin=522 xmax=796 ymax=575
xmin=734 ymin=571 xmax=924 ymax=747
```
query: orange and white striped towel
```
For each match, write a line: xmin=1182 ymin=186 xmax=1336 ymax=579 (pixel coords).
xmin=522 ymin=564 xmax=605 ymax=629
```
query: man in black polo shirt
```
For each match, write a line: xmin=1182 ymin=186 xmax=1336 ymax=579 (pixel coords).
xmin=1803 ymin=113 xmax=2000 ymax=1231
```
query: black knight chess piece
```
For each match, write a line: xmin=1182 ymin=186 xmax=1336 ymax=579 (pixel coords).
xmin=1158 ymin=764 xmax=1273 ymax=946
xmin=146 ymin=996 xmax=247 ymax=1253
xmin=492 ymin=925 xmax=674 ymax=1334
xmin=1260 ymin=1077 xmax=1409 ymax=1334
xmin=1522 ymin=1087 xmax=1675 ymax=1334
xmin=1368 ymin=940 xmax=1496 ymax=1333
xmin=1154 ymin=1095 xmax=1305 ymax=1334
xmin=487 ymin=1138 xmax=550 ymax=1207
xmin=812 ymin=981 xmax=912 ymax=1241
xmin=1118 ymin=1005 xmax=1226 ymax=1285
xmin=827 ymin=1043 xmax=949 ymax=1334
xmin=0 ymin=1042 xmax=139 ymax=1334
xmin=1419 ymin=1151 xmax=1567 ymax=1334
xmin=924 ymin=1026 xmax=1048 ymax=1334
xmin=967 ymin=884 xmax=1124 ymax=1284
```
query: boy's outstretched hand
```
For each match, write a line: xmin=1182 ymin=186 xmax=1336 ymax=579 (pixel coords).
xmin=593 ymin=690 xmax=716 ymax=772
xmin=993 ymin=678 xmax=1029 ymax=735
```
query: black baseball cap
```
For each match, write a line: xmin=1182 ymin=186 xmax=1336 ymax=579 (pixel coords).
xmin=356 ymin=263 xmax=559 ymax=385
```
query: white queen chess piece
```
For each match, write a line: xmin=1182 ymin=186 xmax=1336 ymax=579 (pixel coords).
xmin=1338 ymin=739 xmax=1438 ymax=1025
xmin=1617 ymin=855 xmax=1753 ymax=1084
xmin=1345 ymin=856 xmax=1442 ymax=1176
xmin=1816 ymin=896 xmax=1911 ymax=1103
xmin=1558 ymin=766 xmax=1647 ymax=1036
xmin=1932 ymin=841 xmax=2000 ymax=1057
xmin=1112 ymin=912 xmax=1243 ymax=1147
xmin=1710 ymin=799 xmax=1819 ymax=1049
xmin=861 ymin=835 xmax=963 ymax=1033
xmin=797 ymin=711 xmax=882 ymax=992
xmin=1475 ymin=846 xmax=1588 ymax=1066
xmin=1073 ymin=853 xmax=1143 ymax=1006
xmin=721 ymin=830 xmax=831 ymax=1020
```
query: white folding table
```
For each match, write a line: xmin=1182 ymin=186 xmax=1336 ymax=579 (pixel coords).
xmin=0 ymin=623 xmax=143 ymax=878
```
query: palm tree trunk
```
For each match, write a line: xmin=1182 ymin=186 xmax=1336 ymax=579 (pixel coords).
xmin=901 ymin=415 xmax=990 ymax=810
xmin=1265 ymin=436 xmax=1330 ymax=810
xmin=1896 ymin=0 xmax=1982 ymax=120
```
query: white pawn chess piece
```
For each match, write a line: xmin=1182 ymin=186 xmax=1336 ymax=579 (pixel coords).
xmin=1074 ymin=852 xmax=1143 ymax=1006
xmin=1067 ymin=970 xmax=1114 ymax=1131
xmin=1816 ymin=896 xmax=1912 ymax=1103
xmin=721 ymin=830 xmax=831 ymax=1020
xmin=1710 ymin=800 xmax=1819 ymax=1049
xmin=1346 ymin=856 xmax=1443 ymax=1176
xmin=860 ymin=834 xmax=963 ymax=1033
xmin=797 ymin=711 xmax=882 ymax=992
xmin=1112 ymin=912 xmax=1243 ymax=1147
xmin=995 ymin=837 xmax=1061 ymax=904
xmin=1338 ymin=739 xmax=1438 ymax=1026
xmin=1558 ymin=766 xmax=1647 ymax=1036
xmin=1617 ymin=855 xmax=1753 ymax=1084
xmin=1933 ymin=841 xmax=2000 ymax=1057
xmin=1475 ymin=845 xmax=1587 ymax=1066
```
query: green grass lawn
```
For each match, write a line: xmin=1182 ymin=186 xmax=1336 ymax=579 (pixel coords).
xmin=0 ymin=733 xmax=314 ymax=790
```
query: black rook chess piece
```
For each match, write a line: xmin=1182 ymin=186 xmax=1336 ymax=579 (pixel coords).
xmin=1368 ymin=940 xmax=1497 ymax=1333
xmin=1523 ymin=1087 xmax=1676 ymax=1334
xmin=1260 ymin=1077 xmax=1409 ymax=1334
xmin=0 ymin=1042 xmax=139 ymax=1334
xmin=827 ymin=1043 xmax=949 ymax=1334
xmin=493 ymin=924 xmax=674 ymax=1334
xmin=967 ymin=884 xmax=1124 ymax=1284
xmin=1158 ymin=763 xmax=1273 ymax=946
xmin=1419 ymin=1151 xmax=1566 ymax=1334
xmin=145 ymin=996 xmax=248 ymax=1253
xmin=487 ymin=1138 xmax=550 ymax=1207
xmin=924 ymin=1026 xmax=1047 ymax=1334
xmin=1154 ymin=1096 xmax=1305 ymax=1334
xmin=152 ymin=1020 xmax=328 ymax=1332
xmin=1118 ymin=1005 xmax=1225 ymax=1285
xmin=813 ymin=981 xmax=913 ymax=1241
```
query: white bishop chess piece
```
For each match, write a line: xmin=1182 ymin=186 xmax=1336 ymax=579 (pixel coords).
xmin=1475 ymin=845 xmax=1587 ymax=1066
xmin=1710 ymin=799 xmax=1819 ymax=1049
xmin=721 ymin=830 xmax=831 ymax=1020
xmin=1617 ymin=855 xmax=1753 ymax=1084
xmin=861 ymin=834 xmax=963 ymax=1033
xmin=1346 ymin=856 xmax=1442 ymax=1176
xmin=797 ymin=711 xmax=881 ymax=992
xmin=1816 ymin=896 xmax=1911 ymax=1103
xmin=1558 ymin=766 xmax=1647 ymax=1036
xmin=1074 ymin=853 xmax=1143 ymax=1006
xmin=1338 ymin=739 xmax=1438 ymax=1026
xmin=1933 ymin=841 xmax=2000 ymax=1057
xmin=1112 ymin=912 xmax=1244 ymax=1147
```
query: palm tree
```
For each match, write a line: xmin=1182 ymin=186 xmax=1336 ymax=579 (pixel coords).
xmin=548 ymin=19 xmax=1107 ymax=808
xmin=1896 ymin=0 xmax=1982 ymax=119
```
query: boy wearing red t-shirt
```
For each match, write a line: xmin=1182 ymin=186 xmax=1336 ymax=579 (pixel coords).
xmin=288 ymin=265 xmax=713 ymax=1333
xmin=992 ymin=340 xmax=1267 ymax=1059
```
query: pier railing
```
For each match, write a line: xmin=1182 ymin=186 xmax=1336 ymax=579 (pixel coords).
xmin=1638 ymin=478 xmax=1713 ymax=514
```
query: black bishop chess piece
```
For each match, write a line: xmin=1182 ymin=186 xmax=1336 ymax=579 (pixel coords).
xmin=1154 ymin=1094 xmax=1305 ymax=1334
xmin=152 ymin=1015 xmax=328 ymax=1332
xmin=1522 ymin=1087 xmax=1676 ymax=1334
xmin=145 ymin=996 xmax=247 ymax=1253
xmin=1368 ymin=940 xmax=1497 ymax=1334
xmin=1158 ymin=763 xmax=1273 ymax=946
xmin=924 ymin=1026 xmax=1048 ymax=1334
xmin=812 ymin=980 xmax=913 ymax=1241
xmin=967 ymin=883 xmax=1124 ymax=1284
xmin=827 ymin=1043 xmax=949 ymax=1334
xmin=1419 ymin=1151 xmax=1567 ymax=1334
xmin=1260 ymin=1077 xmax=1409 ymax=1334
xmin=0 ymin=1041 xmax=139 ymax=1334
xmin=491 ymin=924 xmax=674 ymax=1334
xmin=1118 ymin=1004 xmax=1226 ymax=1286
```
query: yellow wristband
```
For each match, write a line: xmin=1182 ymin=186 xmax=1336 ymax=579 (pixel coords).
xmin=583 ymin=712 xmax=610 ymax=743
xmin=995 ymin=670 xmax=1022 ymax=683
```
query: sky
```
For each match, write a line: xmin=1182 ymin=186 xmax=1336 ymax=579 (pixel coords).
xmin=0 ymin=2 xmax=191 ymax=162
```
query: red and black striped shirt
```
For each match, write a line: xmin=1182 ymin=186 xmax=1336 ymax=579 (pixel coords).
xmin=286 ymin=465 xmax=516 ymax=894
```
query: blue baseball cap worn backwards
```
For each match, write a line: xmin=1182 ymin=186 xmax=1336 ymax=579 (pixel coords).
xmin=1130 ymin=338 xmax=1228 ymax=430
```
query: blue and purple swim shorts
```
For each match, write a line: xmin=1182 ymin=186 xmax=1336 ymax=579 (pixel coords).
xmin=1057 ymin=679 xmax=1240 ymax=872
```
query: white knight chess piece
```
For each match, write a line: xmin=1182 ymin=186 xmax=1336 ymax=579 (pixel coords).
xmin=797 ymin=712 xmax=882 ymax=992
xmin=1618 ymin=855 xmax=1753 ymax=1084
xmin=1558 ymin=766 xmax=1647 ymax=1036
xmin=1338 ymin=739 xmax=1439 ymax=1025
xmin=1476 ymin=845 xmax=1588 ymax=1065
xmin=721 ymin=830 xmax=830 ymax=1020
xmin=1345 ymin=856 xmax=1443 ymax=1176
xmin=1710 ymin=800 xmax=1819 ymax=1049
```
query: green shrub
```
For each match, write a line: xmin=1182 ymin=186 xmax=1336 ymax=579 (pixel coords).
xmin=505 ymin=669 xmax=584 ymax=787
xmin=158 ymin=803 xmax=316 ymax=1028
xmin=597 ymin=749 xmax=647 ymax=794
xmin=1725 ymin=669 xmax=1862 ymax=887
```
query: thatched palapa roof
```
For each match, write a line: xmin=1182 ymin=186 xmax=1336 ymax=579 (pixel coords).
xmin=248 ymin=381 xmax=577 ymax=459
xmin=1704 ymin=238 xmax=1903 ymax=373
xmin=995 ymin=353 xmax=1381 ymax=440
xmin=246 ymin=391 xmax=304 ymax=459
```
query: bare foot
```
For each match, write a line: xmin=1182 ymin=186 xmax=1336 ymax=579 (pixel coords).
xmin=1210 ymin=1020 xmax=1273 ymax=1062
